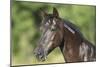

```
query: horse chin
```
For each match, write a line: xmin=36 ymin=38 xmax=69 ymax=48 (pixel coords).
xmin=34 ymin=47 xmax=48 ymax=62
xmin=41 ymin=56 xmax=47 ymax=61
xmin=37 ymin=55 xmax=47 ymax=61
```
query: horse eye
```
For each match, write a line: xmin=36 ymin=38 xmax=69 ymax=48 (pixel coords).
xmin=45 ymin=22 xmax=49 ymax=26
xmin=51 ymin=24 xmax=57 ymax=31
xmin=48 ymin=20 xmax=51 ymax=23
xmin=53 ymin=20 xmax=56 ymax=25
xmin=45 ymin=20 xmax=51 ymax=26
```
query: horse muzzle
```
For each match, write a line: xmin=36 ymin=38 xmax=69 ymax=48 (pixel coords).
xmin=34 ymin=47 xmax=47 ymax=61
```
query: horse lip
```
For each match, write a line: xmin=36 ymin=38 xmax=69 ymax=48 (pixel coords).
xmin=34 ymin=51 xmax=47 ymax=61
xmin=40 ymin=56 xmax=47 ymax=61
xmin=36 ymin=54 xmax=47 ymax=61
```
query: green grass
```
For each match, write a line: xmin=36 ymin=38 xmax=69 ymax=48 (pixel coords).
xmin=12 ymin=47 xmax=65 ymax=66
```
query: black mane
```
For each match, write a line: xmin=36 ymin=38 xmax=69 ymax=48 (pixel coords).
xmin=62 ymin=19 xmax=84 ymax=38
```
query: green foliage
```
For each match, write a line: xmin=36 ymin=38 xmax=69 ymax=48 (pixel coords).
xmin=11 ymin=1 xmax=96 ymax=66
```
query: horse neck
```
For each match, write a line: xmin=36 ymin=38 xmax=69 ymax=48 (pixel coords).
xmin=58 ymin=19 xmax=82 ymax=46
xmin=60 ymin=25 xmax=96 ymax=62
xmin=59 ymin=22 xmax=83 ymax=51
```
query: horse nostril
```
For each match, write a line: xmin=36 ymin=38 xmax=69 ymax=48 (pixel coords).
xmin=34 ymin=51 xmax=41 ymax=56
xmin=38 ymin=52 xmax=44 ymax=57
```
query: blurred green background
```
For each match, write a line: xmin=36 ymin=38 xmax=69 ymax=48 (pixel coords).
xmin=11 ymin=1 xmax=96 ymax=66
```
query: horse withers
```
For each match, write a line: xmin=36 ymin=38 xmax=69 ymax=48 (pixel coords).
xmin=34 ymin=7 xmax=96 ymax=62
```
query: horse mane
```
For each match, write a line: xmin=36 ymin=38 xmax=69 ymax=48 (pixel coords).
xmin=62 ymin=19 xmax=84 ymax=39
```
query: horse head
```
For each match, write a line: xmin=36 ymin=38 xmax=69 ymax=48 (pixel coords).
xmin=34 ymin=7 xmax=64 ymax=61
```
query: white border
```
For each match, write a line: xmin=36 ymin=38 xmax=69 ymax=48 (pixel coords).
xmin=18 ymin=0 xmax=96 ymax=5
xmin=0 ymin=0 xmax=10 ymax=67
xmin=0 ymin=0 xmax=98 ymax=67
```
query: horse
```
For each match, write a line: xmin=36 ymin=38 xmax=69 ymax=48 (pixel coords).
xmin=34 ymin=7 xmax=96 ymax=63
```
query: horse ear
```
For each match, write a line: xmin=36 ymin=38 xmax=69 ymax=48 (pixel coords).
xmin=41 ymin=10 xmax=48 ymax=18
xmin=53 ymin=7 xmax=59 ymax=17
